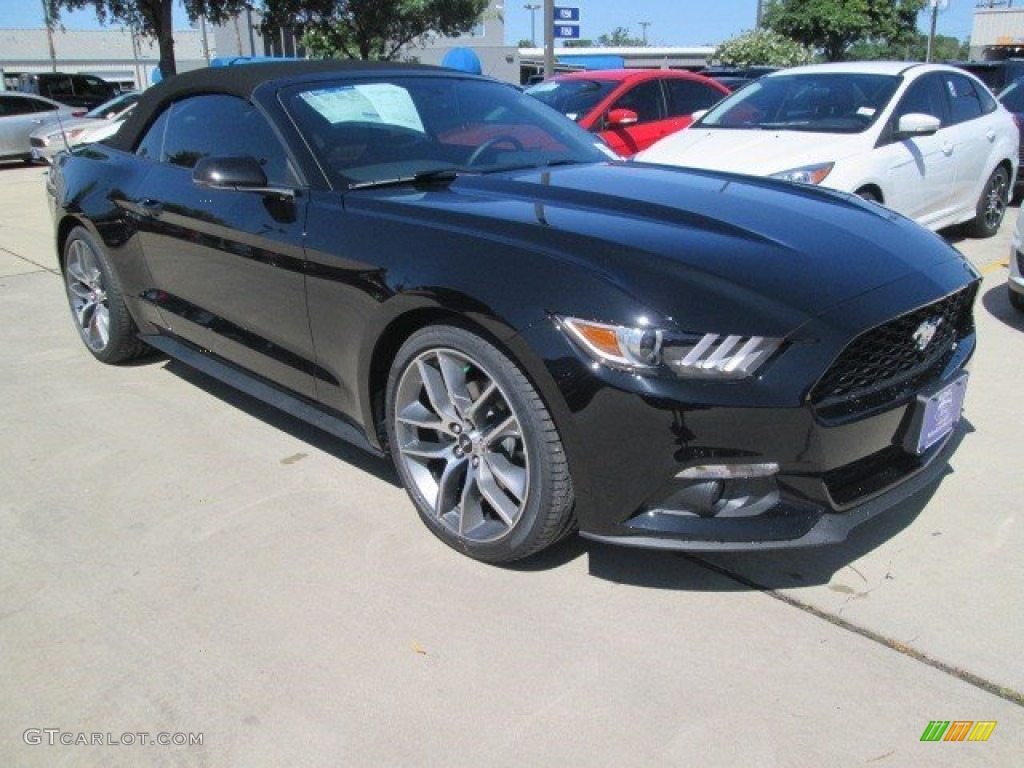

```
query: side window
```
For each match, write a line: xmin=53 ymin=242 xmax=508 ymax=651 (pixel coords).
xmin=609 ymin=80 xmax=664 ymax=125
xmin=1 ymin=97 xmax=51 ymax=116
xmin=76 ymin=76 xmax=112 ymax=99
xmin=135 ymin=107 xmax=171 ymax=161
xmin=158 ymin=94 xmax=297 ymax=186
xmin=892 ymin=74 xmax=947 ymax=126
xmin=943 ymin=74 xmax=984 ymax=124
xmin=664 ymin=79 xmax=722 ymax=117
xmin=27 ymin=97 xmax=58 ymax=114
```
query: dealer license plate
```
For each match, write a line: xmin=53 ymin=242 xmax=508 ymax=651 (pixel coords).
xmin=914 ymin=374 xmax=968 ymax=454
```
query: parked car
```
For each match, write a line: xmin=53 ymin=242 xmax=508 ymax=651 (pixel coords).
xmin=637 ymin=62 xmax=1019 ymax=237
xmin=699 ymin=65 xmax=780 ymax=90
xmin=49 ymin=61 xmax=979 ymax=562
xmin=0 ymin=92 xmax=77 ymax=163
xmin=17 ymin=72 xmax=118 ymax=110
xmin=997 ymin=77 xmax=1024 ymax=192
xmin=947 ymin=58 xmax=1024 ymax=94
xmin=30 ymin=91 xmax=139 ymax=163
xmin=1010 ymin=208 xmax=1024 ymax=312
xmin=525 ymin=69 xmax=730 ymax=156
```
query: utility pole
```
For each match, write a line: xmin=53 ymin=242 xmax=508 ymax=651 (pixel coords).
xmin=926 ymin=0 xmax=940 ymax=63
xmin=639 ymin=20 xmax=651 ymax=45
xmin=200 ymin=15 xmax=211 ymax=64
xmin=543 ymin=0 xmax=554 ymax=79
xmin=524 ymin=3 xmax=540 ymax=46
xmin=756 ymin=0 xmax=764 ymax=28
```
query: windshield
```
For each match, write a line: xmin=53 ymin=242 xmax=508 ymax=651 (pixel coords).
xmin=85 ymin=92 xmax=140 ymax=120
xmin=524 ymin=78 xmax=618 ymax=122
xmin=283 ymin=76 xmax=610 ymax=187
xmin=699 ymin=73 xmax=901 ymax=134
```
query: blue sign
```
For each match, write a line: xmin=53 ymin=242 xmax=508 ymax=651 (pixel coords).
xmin=554 ymin=24 xmax=581 ymax=39
xmin=554 ymin=6 xmax=580 ymax=22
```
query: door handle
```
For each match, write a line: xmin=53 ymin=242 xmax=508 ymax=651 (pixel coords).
xmin=987 ymin=129 xmax=996 ymax=141
xmin=31 ymin=118 xmax=44 ymax=124
xmin=941 ymin=143 xmax=954 ymax=156
xmin=137 ymin=198 xmax=164 ymax=217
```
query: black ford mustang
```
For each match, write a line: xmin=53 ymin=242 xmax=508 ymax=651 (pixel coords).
xmin=48 ymin=61 xmax=979 ymax=562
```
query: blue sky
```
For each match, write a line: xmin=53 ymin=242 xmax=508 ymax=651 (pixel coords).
xmin=11 ymin=1 xmax=978 ymax=48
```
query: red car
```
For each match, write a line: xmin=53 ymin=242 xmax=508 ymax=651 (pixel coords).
xmin=526 ymin=69 xmax=730 ymax=157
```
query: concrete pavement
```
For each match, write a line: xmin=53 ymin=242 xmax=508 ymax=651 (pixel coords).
xmin=1 ymin=163 xmax=1021 ymax=766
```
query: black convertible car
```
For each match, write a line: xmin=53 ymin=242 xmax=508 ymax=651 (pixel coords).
xmin=48 ymin=61 xmax=979 ymax=562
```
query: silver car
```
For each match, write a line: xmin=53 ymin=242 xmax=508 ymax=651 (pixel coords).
xmin=0 ymin=92 xmax=77 ymax=163
xmin=30 ymin=91 xmax=139 ymax=163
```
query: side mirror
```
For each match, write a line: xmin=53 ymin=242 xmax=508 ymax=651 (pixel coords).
xmin=193 ymin=156 xmax=268 ymax=190
xmin=606 ymin=108 xmax=639 ymax=127
xmin=895 ymin=112 xmax=941 ymax=138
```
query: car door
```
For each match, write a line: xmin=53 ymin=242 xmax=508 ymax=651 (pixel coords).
xmin=939 ymin=72 xmax=1004 ymax=211
xmin=875 ymin=73 xmax=956 ymax=223
xmin=598 ymin=78 xmax=668 ymax=156
xmin=662 ymin=77 xmax=728 ymax=136
xmin=123 ymin=94 xmax=317 ymax=399
xmin=0 ymin=95 xmax=58 ymax=157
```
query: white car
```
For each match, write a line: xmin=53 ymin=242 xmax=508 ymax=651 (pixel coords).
xmin=636 ymin=62 xmax=1019 ymax=238
xmin=29 ymin=91 xmax=139 ymax=163
xmin=0 ymin=92 xmax=77 ymax=163
xmin=1010 ymin=208 xmax=1024 ymax=312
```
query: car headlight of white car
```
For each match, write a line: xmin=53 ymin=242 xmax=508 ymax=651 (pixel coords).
xmin=770 ymin=162 xmax=835 ymax=185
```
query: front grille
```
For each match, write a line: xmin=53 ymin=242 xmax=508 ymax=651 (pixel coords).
xmin=811 ymin=284 xmax=976 ymax=407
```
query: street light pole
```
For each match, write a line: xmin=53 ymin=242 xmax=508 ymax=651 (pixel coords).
xmin=926 ymin=0 xmax=939 ymax=63
xmin=543 ymin=0 xmax=554 ymax=79
xmin=524 ymin=3 xmax=540 ymax=46
xmin=639 ymin=21 xmax=651 ymax=45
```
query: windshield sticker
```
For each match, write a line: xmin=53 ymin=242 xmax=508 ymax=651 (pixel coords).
xmin=856 ymin=107 xmax=876 ymax=117
xmin=299 ymin=84 xmax=425 ymax=133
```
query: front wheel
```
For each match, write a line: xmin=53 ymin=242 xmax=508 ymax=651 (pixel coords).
xmin=967 ymin=166 xmax=1009 ymax=238
xmin=62 ymin=226 xmax=147 ymax=363
xmin=386 ymin=325 xmax=575 ymax=562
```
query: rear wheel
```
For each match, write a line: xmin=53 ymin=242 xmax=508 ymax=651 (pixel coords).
xmin=855 ymin=187 xmax=880 ymax=204
xmin=967 ymin=166 xmax=1009 ymax=238
xmin=386 ymin=325 xmax=574 ymax=562
xmin=1010 ymin=286 xmax=1024 ymax=312
xmin=62 ymin=226 xmax=147 ymax=363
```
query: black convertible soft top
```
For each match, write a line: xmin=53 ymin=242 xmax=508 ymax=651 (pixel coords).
xmin=105 ymin=59 xmax=452 ymax=153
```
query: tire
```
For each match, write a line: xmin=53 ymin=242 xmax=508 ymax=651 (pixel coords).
xmin=1010 ymin=285 xmax=1024 ymax=313
xmin=385 ymin=325 xmax=575 ymax=563
xmin=855 ymin=188 xmax=880 ymax=204
xmin=967 ymin=166 xmax=1009 ymax=238
xmin=62 ymin=225 xmax=147 ymax=364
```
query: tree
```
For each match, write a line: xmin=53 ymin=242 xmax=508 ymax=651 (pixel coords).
xmin=595 ymin=26 xmax=646 ymax=47
xmin=262 ymin=0 xmax=489 ymax=61
xmin=714 ymin=29 xmax=815 ymax=67
xmin=47 ymin=1 xmax=249 ymax=79
xmin=847 ymin=33 xmax=968 ymax=62
xmin=763 ymin=0 xmax=926 ymax=62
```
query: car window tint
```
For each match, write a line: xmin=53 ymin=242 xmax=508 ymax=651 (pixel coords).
xmin=944 ymin=74 xmax=984 ymax=124
xmin=0 ymin=96 xmax=51 ymax=116
xmin=999 ymin=79 xmax=1024 ymax=112
xmin=135 ymin=107 xmax=171 ymax=161
xmin=893 ymin=74 xmax=947 ymax=125
xmin=158 ymin=94 xmax=296 ymax=185
xmin=610 ymin=80 xmax=663 ymax=124
xmin=525 ymin=78 xmax=618 ymax=122
xmin=77 ymin=76 xmax=112 ymax=98
xmin=664 ymin=79 xmax=722 ymax=117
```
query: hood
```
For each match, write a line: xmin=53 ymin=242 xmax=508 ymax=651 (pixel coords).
xmin=636 ymin=128 xmax=871 ymax=177
xmin=349 ymin=162 xmax=967 ymax=336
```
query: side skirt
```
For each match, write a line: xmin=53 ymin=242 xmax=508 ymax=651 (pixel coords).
xmin=141 ymin=333 xmax=385 ymax=458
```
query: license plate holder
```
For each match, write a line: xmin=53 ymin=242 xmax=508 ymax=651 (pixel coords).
xmin=904 ymin=373 xmax=968 ymax=455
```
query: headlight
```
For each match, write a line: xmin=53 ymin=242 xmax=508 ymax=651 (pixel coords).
xmin=559 ymin=316 xmax=782 ymax=379
xmin=770 ymin=162 xmax=834 ymax=185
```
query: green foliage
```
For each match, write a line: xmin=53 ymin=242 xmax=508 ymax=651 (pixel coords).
xmin=847 ymin=33 xmax=969 ymax=62
xmin=595 ymin=26 xmax=646 ymax=47
xmin=517 ymin=38 xmax=534 ymax=48
xmin=263 ymin=0 xmax=489 ymax=60
xmin=714 ymin=28 xmax=815 ymax=67
xmin=47 ymin=1 xmax=249 ymax=77
xmin=763 ymin=0 xmax=926 ymax=62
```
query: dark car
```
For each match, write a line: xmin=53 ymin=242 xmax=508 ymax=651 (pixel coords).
xmin=698 ymin=65 xmax=780 ymax=90
xmin=998 ymin=77 xmax=1024 ymax=191
xmin=17 ymin=72 xmax=118 ymax=110
xmin=48 ymin=61 xmax=979 ymax=563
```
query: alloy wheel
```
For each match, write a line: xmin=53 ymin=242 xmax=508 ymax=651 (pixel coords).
xmin=983 ymin=170 xmax=1008 ymax=231
xmin=392 ymin=348 xmax=530 ymax=543
xmin=65 ymin=238 xmax=110 ymax=352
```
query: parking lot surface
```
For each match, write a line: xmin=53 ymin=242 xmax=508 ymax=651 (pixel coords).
xmin=1 ymin=163 xmax=1021 ymax=766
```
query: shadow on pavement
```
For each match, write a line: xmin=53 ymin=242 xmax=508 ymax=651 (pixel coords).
xmin=980 ymin=281 xmax=1024 ymax=330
